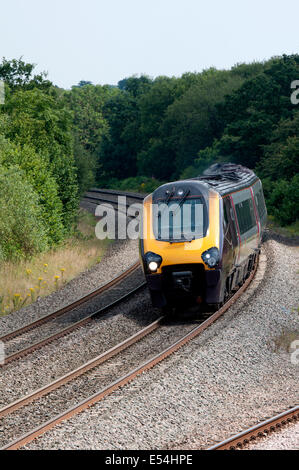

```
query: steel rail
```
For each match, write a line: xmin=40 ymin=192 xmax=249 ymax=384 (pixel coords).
xmin=82 ymin=195 xmax=142 ymax=221
xmin=0 ymin=191 xmax=143 ymax=346
xmin=1 ymin=280 xmax=146 ymax=366
xmin=0 ymin=316 xmax=163 ymax=419
xmin=0 ymin=261 xmax=141 ymax=345
xmin=82 ymin=195 xmax=134 ymax=216
xmin=2 ymin=257 xmax=259 ymax=450
xmin=207 ymin=405 xmax=299 ymax=450
xmin=87 ymin=188 xmax=145 ymax=200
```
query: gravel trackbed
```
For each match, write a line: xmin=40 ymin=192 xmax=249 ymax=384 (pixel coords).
xmin=24 ymin=239 xmax=298 ymax=450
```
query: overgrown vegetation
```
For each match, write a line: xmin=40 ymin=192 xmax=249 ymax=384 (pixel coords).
xmin=65 ymin=55 xmax=299 ymax=228
xmin=0 ymin=58 xmax=79 ymax=260
xmin=0 ymin=54 xmax=298 ymax=266
xmin=0 ymin=209 xmax=110 ymax=315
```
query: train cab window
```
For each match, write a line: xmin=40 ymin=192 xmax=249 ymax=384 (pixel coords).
xmin=153 ymin=197 xmax=208 ymax=241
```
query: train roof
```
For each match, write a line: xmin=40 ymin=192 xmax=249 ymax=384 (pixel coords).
xmin=191 ymin=163 xmax=259 ymax=196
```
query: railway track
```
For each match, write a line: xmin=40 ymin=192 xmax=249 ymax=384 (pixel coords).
xmin=1 ymin=272 xmax=145 ymax=366
xmin=87 ymin=188 xmax=145 ymax=201
xmin=0 ymin=191 xmax=144 ymax=366
xmin=82 ymin=189 xmax=144 ymax=217
xmin=207 ymin=405 xmax=299 ymax=450
xmin=1 ymin=253 xmax=259 ymax=450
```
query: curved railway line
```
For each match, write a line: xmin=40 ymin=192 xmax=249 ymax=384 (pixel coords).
xmin=82 ymin=188 xmax=144 ymax=215
xmin=1 ymin=250 xmax=259 ymax=450
xmin=0 ymin=261 xmax=140 ymax=345
xmin=0 ymin=189 xmax=146 ymax=366
xmin=0 ymin=263 xmax=145 ymax=365
xmin=2 ymin=189 xmax=290 ymax=452
xmin=207 ymin=405 xmax=299 ymax=450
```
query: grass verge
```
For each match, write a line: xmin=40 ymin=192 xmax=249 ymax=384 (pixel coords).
xmin=0 ymin=209 xmax=111 ymax=317
xmin=267 ymin=216 xmax=299 ymax=238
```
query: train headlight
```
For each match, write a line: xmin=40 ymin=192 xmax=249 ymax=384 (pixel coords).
xmin=149 ymin=261 xmax=159 ymax=272
xmin=201 ymin=247 xmax=220 ymax=268
xmin=144 ymin=252 xmax=162 ymax=273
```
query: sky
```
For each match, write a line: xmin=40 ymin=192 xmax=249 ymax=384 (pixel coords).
xmin=1 ymin=0 xmax=298 ymax=89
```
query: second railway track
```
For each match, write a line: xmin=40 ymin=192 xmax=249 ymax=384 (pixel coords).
xmin=208 ymin=405 xmax=299 ymax=450
xmin=0 ymin=191 xmax=145 ymax=366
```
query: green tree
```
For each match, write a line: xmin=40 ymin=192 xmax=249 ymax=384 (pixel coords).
xmin=65 ymin=84 xmax=112 ymax=153
xmin=215 ymin=54 xmax=299 ymax=167
xmin=257 ymin=110 xmax=299 ymax=181
xmin=2 ymin=87 xmax=78 ymax=231
xmin=99 ymin=89 xmax=140 ymax=180
xmin=266 ymin=175 xmax=299 ymax=226
xmin=0 ymin=133 xmax=65 ymax=244
xmin=0 ymin=57 xmax=51 ymax=91
xmin=0 ymin=166 xmax=48 ymax=260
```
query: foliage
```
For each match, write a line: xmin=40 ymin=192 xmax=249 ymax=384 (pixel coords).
xmin=0 ymin=58 xmax=79 ymax=260
xmin=103 ymin=176 xmax=162 ymax=194
xmin=0 ymin=166 xmax=48 ymax=260
xmin=0 ymin=57 xmax=52 ymax=91
xmin=99 ymin=88 xmax=141 ymax=180
xmin=73 ymin=138 xmax=98 ymax=195
xmin=265 ymin=174 xmax=299 ymax=226
xmin=1 ymin=80 xmax=78 ymax=233
xmin=64 ymin=84 xmax=112 ymax=153
xmin=256 ymin=109 xmax=299 ymax=181
xmin=0 ymin=135 xmax=65 ymax=244
xmin=89 ymin=55 xmax=298 ymax=226
xmin=214 ymin=54 xmax=299 ymax=167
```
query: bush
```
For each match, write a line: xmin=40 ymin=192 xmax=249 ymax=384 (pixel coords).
xmin=99 ymin=176 xmax=163 ymax=194
xmin=0 ymin=167 xmax=48 ymax=260
xmin=266 ymin=174 xmax=299 ymax=226
xmin=0 ymin=136 xmax=65 ymax=244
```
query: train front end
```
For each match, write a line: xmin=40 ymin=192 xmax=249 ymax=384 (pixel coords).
xmin=140 ymin=180 xmax=224 ymax=311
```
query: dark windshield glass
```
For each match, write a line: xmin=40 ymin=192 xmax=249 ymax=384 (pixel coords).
xmin=153 ymin=197 xmax=208 ymax=241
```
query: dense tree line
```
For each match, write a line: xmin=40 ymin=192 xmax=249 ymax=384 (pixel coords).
xmin=0 ymin=54 xmax=298 ymax=261
xmin=68 ymin=55 xmax=298 ymax=226
xmin=0 ymin=58 xmax=78 ymax=260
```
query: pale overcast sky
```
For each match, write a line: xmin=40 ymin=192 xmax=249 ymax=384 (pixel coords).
xmin=1 ymin=0 xmax=298 ymax=89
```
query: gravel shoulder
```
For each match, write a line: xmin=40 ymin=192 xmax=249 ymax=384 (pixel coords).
xmin=25 ymin=239 xmax=299 ymax=450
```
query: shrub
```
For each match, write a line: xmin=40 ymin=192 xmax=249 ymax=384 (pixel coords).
xmin=0 ymin=167 xmax=48 ymax=260
xmin=0 ymin=136 xmax=65 ymax=244
xmin=103 ymin=176 xmax=162 ymax=194
xmin=266 ymin=174 xmax=299 ymax=226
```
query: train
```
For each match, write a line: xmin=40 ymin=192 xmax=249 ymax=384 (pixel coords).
xmin=139 ymin=163 xmax=267 ymax=313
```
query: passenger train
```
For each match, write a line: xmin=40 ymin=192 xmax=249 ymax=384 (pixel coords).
xmin=139 ymin=163 xmax=267 ymax=312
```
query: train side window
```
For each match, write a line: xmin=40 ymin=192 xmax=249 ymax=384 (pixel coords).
xmin=224 ymin=203 xmax=228 ymax=226
xmin=252 ymin=180 xmax=267 ymax=226
xmin=223 ymin=197 xmax=238 ymax=245
xmin=255 ymin=189 xmax=267 ymax=223
xmin=232 ymin=189 xmax=258 ymax=241
xmin=235 ymin=199 xmax=256 ymax=235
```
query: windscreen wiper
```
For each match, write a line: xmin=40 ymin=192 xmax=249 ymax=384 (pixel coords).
xmin=173 ymin=189 xmax=190 ymax=216
xmin=169 ymin=236 xmax=195 ymax=244
xmin=178 ymin=189 xmax=190 ymax=207
xmin=157 ymin=188 xmax=175 ymax=221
